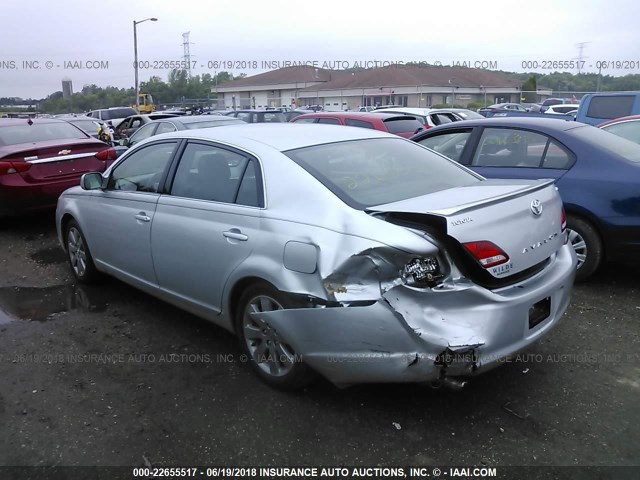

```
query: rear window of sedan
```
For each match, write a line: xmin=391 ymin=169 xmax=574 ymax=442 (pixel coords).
xmin=383 ymin=117 xmax=424 ymax=134
xmin=0 ymin=122 xmax=88 ymax=146
xmin=284 ymin=138 xmax=480 ymax=209
xmin=571 ymin=125 xmax=640 ymax=163
xmin=103 ymin=108 xmax=137 ymax=120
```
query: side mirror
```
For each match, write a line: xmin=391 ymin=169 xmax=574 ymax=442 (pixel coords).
xmin=81 ymin=172 xmax=105 ymax=190
xmin=118 ymin=138 xmax=129 ymax=147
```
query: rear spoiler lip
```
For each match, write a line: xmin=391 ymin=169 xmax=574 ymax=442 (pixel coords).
xmin=431 ymin=178 xmax=556 ymax=216
xmin=368 ymin=179 xmax=556 ymax=218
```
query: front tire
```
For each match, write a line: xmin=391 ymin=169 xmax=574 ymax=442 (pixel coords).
xmin=567 ymin=216 xmax=602 ymax=282
xmin=65 ymin=220 xmax=99 ymax=283
xmin=235 ymin=282 xmax=314 ymax=390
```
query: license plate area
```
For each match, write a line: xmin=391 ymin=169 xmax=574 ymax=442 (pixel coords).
xmin=529 ymin=296 xmax=551 ymax=329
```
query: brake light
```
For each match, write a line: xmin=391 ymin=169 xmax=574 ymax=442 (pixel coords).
xmin=95 ymin=147 xmax=117 ymax=161
xmin=0 ymin=161 xmax=31 ymax=176
xmin=561 ymin=207 xmax=568 ymax=244
xmin=463 ymin=241 xmax=510 ymax=268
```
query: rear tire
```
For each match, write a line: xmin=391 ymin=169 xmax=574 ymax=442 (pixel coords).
xmin=567 ymin=216 xmax=602 ymax=282
xmin=65 ymin=220 xmax=100 ymax=284
xmin=235 ymin=282 xmax=315 ymax=390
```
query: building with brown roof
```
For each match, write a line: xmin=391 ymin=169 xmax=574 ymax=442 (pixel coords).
xmin=212 ymin=65 xmax=525 ymax=110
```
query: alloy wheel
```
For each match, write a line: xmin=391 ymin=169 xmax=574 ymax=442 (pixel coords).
xmin=67 ymin=227 xmax=87 ymax=278
xmin=242 ymin=295 xmax=296 ymax=377
xmin=568 ymin=228 xmax=587 ymax=270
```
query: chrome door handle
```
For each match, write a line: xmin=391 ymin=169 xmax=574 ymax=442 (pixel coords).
xmin=223 ymin=230 xmax=248 ymax=241
xmin=135 ymin=213 xmax=151 ymax=222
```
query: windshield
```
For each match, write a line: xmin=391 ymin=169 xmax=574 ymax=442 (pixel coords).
xmin=284 ymin=138 xmax=481 ymax=209
xmin=571 ymin=125 xmax=640 ymax=162
xmin=0 ymin=122 xmax=88 ymax=146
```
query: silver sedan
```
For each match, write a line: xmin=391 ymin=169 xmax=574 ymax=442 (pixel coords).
xmin=56 ymin=124 xmax=577 ymax=390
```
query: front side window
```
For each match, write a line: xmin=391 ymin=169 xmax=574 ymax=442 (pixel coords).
xmin=170 ymin=143 xmax=261 ymax=206
xmin=284 ymin=138 xmax=480 ymax=209
xmin=108 ymin=142 xmax=177 ymax=193
xmin=128 ymin=123 xmax=157 ymax=146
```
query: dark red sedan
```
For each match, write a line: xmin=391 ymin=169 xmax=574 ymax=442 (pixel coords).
xmin=0 ymin=118 xmax=116 ymax=217
xmin=291 ymin=112 xmax=424 ymax=138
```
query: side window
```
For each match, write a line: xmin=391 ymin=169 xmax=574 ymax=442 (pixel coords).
xmin=129 ymin=123 xmax=157 ymax=146
xmin=108 ymin=142 xmax=177 ymax=193
xmin=432 ymin=114 xmax=453 ymax=125
xmin=130 ymin=118 xmax=143 ymax=129
xmin=155 ymin=122 xmax=177 ymax=134
xmin=418 ymin=131 xmax=472 ymax=162
xmin=293 ymin=118 xmax=317 ymax=123
xmin=345 ymin=119 xmax=375 ymax=129
xmin=171 ymin=143 xmax=248 ymax=203
xmin=542 ymin=140 xmax=573 ymax=169
xmin=317 ymin=118 xmax=341 ymax=125
xmin=236 ymin=112 xmax=251 ymax=122
xmin=472 ymin=128 xmax=548 ymax=168
xmin=235 ymin=161 xmax=261 ymax=207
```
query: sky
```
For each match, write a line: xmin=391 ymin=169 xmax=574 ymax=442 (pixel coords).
xmin=1 ymin=0 xmax=639 ymax=99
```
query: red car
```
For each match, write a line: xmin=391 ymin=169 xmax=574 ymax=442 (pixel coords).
xmin=291 ymin=112 xmax=424 ymax=138
xmin=0 ymin=118 xmax=116 ymax=217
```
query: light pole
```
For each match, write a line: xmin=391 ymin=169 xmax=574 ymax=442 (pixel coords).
xmin=448 ymin=78 xmax=456 ymax=107
xmin=133 ymin=17 xmax=158 ymax=110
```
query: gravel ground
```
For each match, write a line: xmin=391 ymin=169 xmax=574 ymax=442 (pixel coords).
xmin=0 ymin=213 xmax=638 ymax=478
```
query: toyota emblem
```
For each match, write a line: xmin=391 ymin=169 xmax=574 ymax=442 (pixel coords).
xmin=530 ymin=199 xmax=543 ymax=216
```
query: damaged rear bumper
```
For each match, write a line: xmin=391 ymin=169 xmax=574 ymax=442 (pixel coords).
xmin=255 ymin=244 xmax=576 ymax=386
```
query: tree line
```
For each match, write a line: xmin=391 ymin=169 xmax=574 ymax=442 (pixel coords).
xmin=3 ymin=68 xmax=640 ymax=114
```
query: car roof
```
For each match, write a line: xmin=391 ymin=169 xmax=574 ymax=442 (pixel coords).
xmin=420 ymin=116 xmax=584 ymax=132
xmin=294 ymin=112 xmax=407 ymax=120
xmin=373 ymin=107 xmax=433 ymax=115
xmin=232 ymin=109 xmax=286 ymax=113
xmin=153 ymin=123 xmax=392 ymax=151
xmin=165 ymin=115 xmax=239 ymax=124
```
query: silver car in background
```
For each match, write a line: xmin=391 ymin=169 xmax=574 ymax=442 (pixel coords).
xmin=56 ymin=124 xmax=576 ymax=390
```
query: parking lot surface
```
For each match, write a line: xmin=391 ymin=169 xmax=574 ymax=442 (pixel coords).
xmin=0 ymin=214 xmax=638 ymax=470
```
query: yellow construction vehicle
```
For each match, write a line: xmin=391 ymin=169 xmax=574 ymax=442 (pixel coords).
xmin=132 ymin=93 xmax=156 ymax=113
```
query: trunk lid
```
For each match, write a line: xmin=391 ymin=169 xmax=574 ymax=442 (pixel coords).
xmin=369 ymin=179 xmax=564 ymax=279
xmin=2 ymin=139 xmax=109 ymax=183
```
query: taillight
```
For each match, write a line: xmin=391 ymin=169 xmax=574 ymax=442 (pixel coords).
xmin=95 ymin=147 xmax=117 ymax=161
xmin=0 ymin=160 xmax=31 ymax=176
xmin=463 ymin=241 xmax=510 ymax=268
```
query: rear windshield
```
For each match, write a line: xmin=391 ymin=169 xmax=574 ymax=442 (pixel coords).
xmin=284 ymin=138 xmax=480 ymax=209
xmin=586 ymin=96 xmax=635 ymax=120
xmin=0 ymin=122 xmax=88 ymax=146
xmin=68 ymin=119 xmax=101 ymax=134
xmin=257 ymin=112 xmax=286 ymax=123
xmin=571 ymin=125 xmax=640 ymax=162
xmin=103 ymin=108 xmax=137 ymax=120
xmin=383 ymin=117 xmax=424 ymax=134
